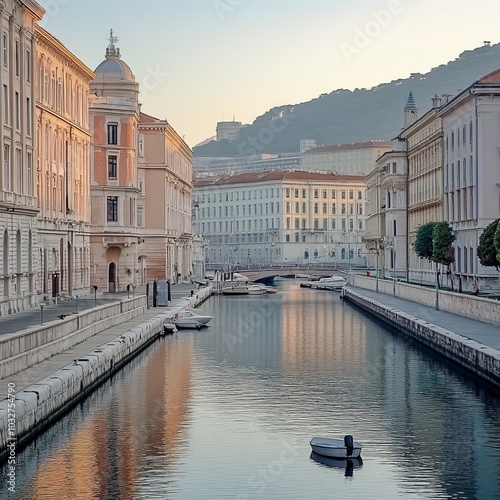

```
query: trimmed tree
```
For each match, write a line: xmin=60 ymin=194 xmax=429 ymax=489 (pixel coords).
xmin=414 ymin=222 xmax=435 ymax=261
xmin=495 ymin=222 xmax=500 ymax=264
xmin=478 ymin=219 xmax=500 ymax=270
xmin=432 ymin=222 xmax=455 ymax=289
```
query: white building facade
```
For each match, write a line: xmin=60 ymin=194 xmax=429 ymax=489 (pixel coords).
xmin=193 ymin=171 xmax=367 ymax=270
xmin=301 ymin=140 xmax=392 ymax=175
xmin=438 ymin=70 xmax=500 ymax=291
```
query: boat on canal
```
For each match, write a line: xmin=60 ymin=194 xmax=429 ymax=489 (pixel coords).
xmin=174 ymin=309 xmax=214 ymax=329
xmin=310 ymin=435 xmax=362 ymax=459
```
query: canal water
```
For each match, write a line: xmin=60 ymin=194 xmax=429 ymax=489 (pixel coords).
xmin=3 ymin=281 xmax=500 ymax=500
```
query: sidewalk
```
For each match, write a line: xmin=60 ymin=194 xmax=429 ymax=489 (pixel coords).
xmin=347 ymin=286 xmax=500 ymax=352
xmin=0 ymin=283 xmax=200 ymax=400
xmin=0 ymin=283 xmax=196 ymax=336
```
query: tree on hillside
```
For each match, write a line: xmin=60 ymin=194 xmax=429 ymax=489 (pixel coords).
xmin=478 ymin=219 xmax=500 ymax=270
xmin=432 ymin=222 xmax=456 ymax=289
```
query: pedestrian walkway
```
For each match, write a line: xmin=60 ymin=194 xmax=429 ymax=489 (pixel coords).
xmin=0 ymin=283 xmax=200 ymax=400
xmin=347 ymin=286 xmax=500 ymax=352
xmin=0 ymin=283 xmax=196 ymax=336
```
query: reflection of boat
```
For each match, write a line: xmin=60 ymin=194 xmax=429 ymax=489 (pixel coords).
xmin=221 ymin=285 xmax=249 ymax=295
xmin=311 ymin=276 xmax=347 ymax=290
xmin=176 ymin=309 xmax=213 ymax=326
xmin=310 ymin=452 xmax=363 ymax=477
xmin=310 ymin=435 xmax=362 ymax=459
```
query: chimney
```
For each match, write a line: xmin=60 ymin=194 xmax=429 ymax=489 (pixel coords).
xmin=431 ymin=94 xmax=441 ymax=108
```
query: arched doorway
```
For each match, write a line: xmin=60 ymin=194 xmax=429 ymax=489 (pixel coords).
xmin=108 ymin=262 xmax=117 ymax=292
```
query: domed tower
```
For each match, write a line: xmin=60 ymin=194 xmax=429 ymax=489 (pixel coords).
xmin=89 ymin=31 xmax=141 ymax=292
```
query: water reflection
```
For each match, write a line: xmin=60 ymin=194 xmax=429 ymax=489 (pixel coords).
xmin=4 ymin=282 xmax=500 ymax=499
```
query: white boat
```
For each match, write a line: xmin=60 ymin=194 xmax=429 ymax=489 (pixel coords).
xmin=247 ymin=284 xmax=268 ymax=295
xmin=221 ymin=285 xmax=249 ymax=295
xmin=173 ymin=309 xmax=213 ymax=329
xmin=176 ymin=309 xmax=213 ymax=326
xmin=310 ymin=276 xmax=347 ymax=290
xmin=173 ymin=319 xmax=202 ymax=329
xmin=310 ymin=436 xmax=362 ymax=459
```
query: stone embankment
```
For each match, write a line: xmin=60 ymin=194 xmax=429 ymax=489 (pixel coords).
xmin=0 ymin=285 xmax=212 ymax=461
xmin=343 ymin=288 xmax=500 ymax=388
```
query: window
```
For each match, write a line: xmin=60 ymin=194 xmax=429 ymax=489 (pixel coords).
xmin=107 ymin=196 xmax=118 ymax=221
xmin=314 ymin=203 xmax=319 ymax=214
xmin=26 ymin=50 xmax=31 ymax=83
xmin=357 ymin=191 xmax=362 ymax=200
xmin=294 ymin=189 xmax=299 ymax=198
xmin=15 ymin=40 xmax=19 ymax=77
xmin=108 ymin=155 xmax=117 ymax=179
xmin=349 ymin=190 xmax=354 ymax=199
xmin=3 ymin=32 xmax=7 ymax=67
xmin=26 ymin=98 xmax=31 ymax=136
xmin=107 ymin=123 xmax=118 ymax=145
xmin=314 ymin=189 xmax=319 ymax=198
xmin=285 ymin=188 xmax=290 ymax=198
xmin=3 ymin=85 xmax=8 ymax=124
xmin=332 ymin=190 xmax=336 ymax=199
xmin=4 ymin=144 xmax=10 ymax=191
xmin=322 ymin=190 xmax=327 ymax=199
xmin=15 ymin=92 xmax=19 ymax=130
xmin=302 ymin=189 xmax=306 ymax=198
xmin=27 ymin=152 xmax=33 ymax=196
xmin=341 ymin=190 xmax=346 ymax=200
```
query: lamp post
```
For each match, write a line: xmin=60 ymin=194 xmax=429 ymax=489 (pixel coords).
xmin=93 ymin=285 xmax=98 ymax=308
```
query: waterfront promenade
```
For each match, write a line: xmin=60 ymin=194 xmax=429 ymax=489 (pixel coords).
xmin=0 ymin=283 xmax=197 ymax=401
xmin=345 ymin=286 xmax=500 ymax=351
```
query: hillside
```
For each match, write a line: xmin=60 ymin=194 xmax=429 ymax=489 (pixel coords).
xmin=194 ymin=43 xmax=500 ymax=157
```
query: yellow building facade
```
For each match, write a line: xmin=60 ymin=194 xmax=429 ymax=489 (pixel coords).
xmin=35 ymin=26 xmax=94 ymax=298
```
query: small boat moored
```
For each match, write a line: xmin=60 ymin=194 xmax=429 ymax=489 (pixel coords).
xmin=310 ymin=435 xmax=362 ymax=459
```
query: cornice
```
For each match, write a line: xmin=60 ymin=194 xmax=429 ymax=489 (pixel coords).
xmin=35 ymin=25 xmax=95 ymax=81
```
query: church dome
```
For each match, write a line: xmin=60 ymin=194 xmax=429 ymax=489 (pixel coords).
xmin=93 ymin=30 xmax=135 ymax=83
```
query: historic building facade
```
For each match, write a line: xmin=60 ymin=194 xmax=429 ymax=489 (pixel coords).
xmin=88 ymin=33 xmax=142 ymax=292
xmin=364 ymin=143 xmax=407 ymax=279
xmin=400 ymin=96 xmax=445 ymax=284
xmin=193 ymin=171 xmax=367 ymax=269
xmin=35 ymin=26 xmax=94 ymax=298
xmin=438 ymin=70 xmax=500 ymax=291
xmin=0 ymin=0 xmax=45 ymax=315
xmin=138 ymin=112 xmax=193 ymax=284
xmin=301 ymin=140 xmax=392 ymax=175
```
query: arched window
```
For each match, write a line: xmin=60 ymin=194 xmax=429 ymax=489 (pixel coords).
xmin=341 ymin=248 xmax=346 ymax=260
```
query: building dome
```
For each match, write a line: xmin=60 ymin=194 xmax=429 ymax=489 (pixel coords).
xmin=93 ymin=30 xmax=135 ymax=83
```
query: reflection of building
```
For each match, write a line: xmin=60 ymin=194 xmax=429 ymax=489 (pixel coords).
xmin=35 ymin=26 xmax=94 ymax=299
xmin=301 ymin=140 xmax=392 ymax=175
xmin=0 ymin=0 xmax=45 ymax=315
xmin=89 ymin=33 xmax=141 ymax=292
xmin=137 ymin=112 xmax=193 ymax=283
xmin=193 ymin=170 xmax=367 ymax=268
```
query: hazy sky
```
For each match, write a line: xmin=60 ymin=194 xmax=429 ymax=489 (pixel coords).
xmin=39 ymin=0 xmax=500 ymax=148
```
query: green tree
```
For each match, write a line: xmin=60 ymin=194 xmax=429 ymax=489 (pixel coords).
xmin=495 ymin=222 xmax=500 ymax=264
xmin=414 ymin=222 xmax=435 ymax=260
xmin=432 ymin=222 xmax=455 ymax=289
xmin=478 ymin=219 xmax=500 ymax=270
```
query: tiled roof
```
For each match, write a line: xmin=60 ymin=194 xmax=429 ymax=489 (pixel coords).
xmin=193 ymin=170 xmax=366 ymax=187
xmin=140 ymin=111 xmax=161 ymax=123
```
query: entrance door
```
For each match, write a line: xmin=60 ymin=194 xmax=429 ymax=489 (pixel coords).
xmin=109 ymin=262 xmax=116 ymax=292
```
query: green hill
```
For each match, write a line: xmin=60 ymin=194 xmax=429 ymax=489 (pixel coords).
xmin=194 ymin=43 xmax=500 ymax=157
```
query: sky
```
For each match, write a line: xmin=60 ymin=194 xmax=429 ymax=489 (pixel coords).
xmin=38 ymin=0 xmax=500 ymax=148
